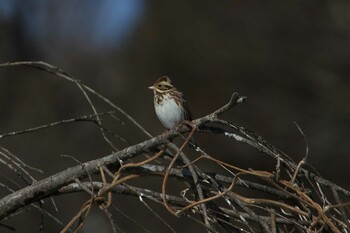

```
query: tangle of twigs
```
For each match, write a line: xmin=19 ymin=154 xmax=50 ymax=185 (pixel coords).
xmin=0 ymin=61 xmax=349 ymax=233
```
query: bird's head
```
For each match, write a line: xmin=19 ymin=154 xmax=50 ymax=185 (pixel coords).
xmin=148 ymin=76 xmax=174 ymax=93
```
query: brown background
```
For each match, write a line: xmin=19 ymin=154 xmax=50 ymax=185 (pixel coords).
xmin=0 ymin=1 xmax=349 ymax=232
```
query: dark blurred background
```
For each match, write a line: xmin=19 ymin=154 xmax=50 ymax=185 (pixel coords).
xmin=0 ymin=1 xmax=350 ymax=232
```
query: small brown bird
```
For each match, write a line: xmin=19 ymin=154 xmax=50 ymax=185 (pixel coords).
xmin=149 ymin=76 xmax=197 ymax=148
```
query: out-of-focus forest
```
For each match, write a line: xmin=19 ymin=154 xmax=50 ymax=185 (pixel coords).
xmin=0 ymin=1 xmax=349 ymax=232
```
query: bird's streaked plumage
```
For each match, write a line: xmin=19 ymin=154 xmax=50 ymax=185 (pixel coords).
xmin=149 ymin=76 xmax=197 ymax=148
xmin=149 ymin=76 xmax=192 ymax=129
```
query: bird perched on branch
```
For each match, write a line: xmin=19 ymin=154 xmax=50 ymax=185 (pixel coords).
xmin=148 ymin=76 xmax=197 ymax=149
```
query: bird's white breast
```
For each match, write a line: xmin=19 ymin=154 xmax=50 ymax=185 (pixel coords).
xmin=155 ymin=95 xmax=183 ymax=129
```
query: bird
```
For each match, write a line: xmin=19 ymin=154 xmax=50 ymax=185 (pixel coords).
xmin=148 ymin=76 xmax=197 ymax=149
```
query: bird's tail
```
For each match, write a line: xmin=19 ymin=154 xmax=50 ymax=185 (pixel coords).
xmin=188 ymin=136 xmax=198 ymax=150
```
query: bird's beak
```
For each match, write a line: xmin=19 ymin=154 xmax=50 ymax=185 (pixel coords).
xmin=148 ymin=86 xmax=155 ymax=90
